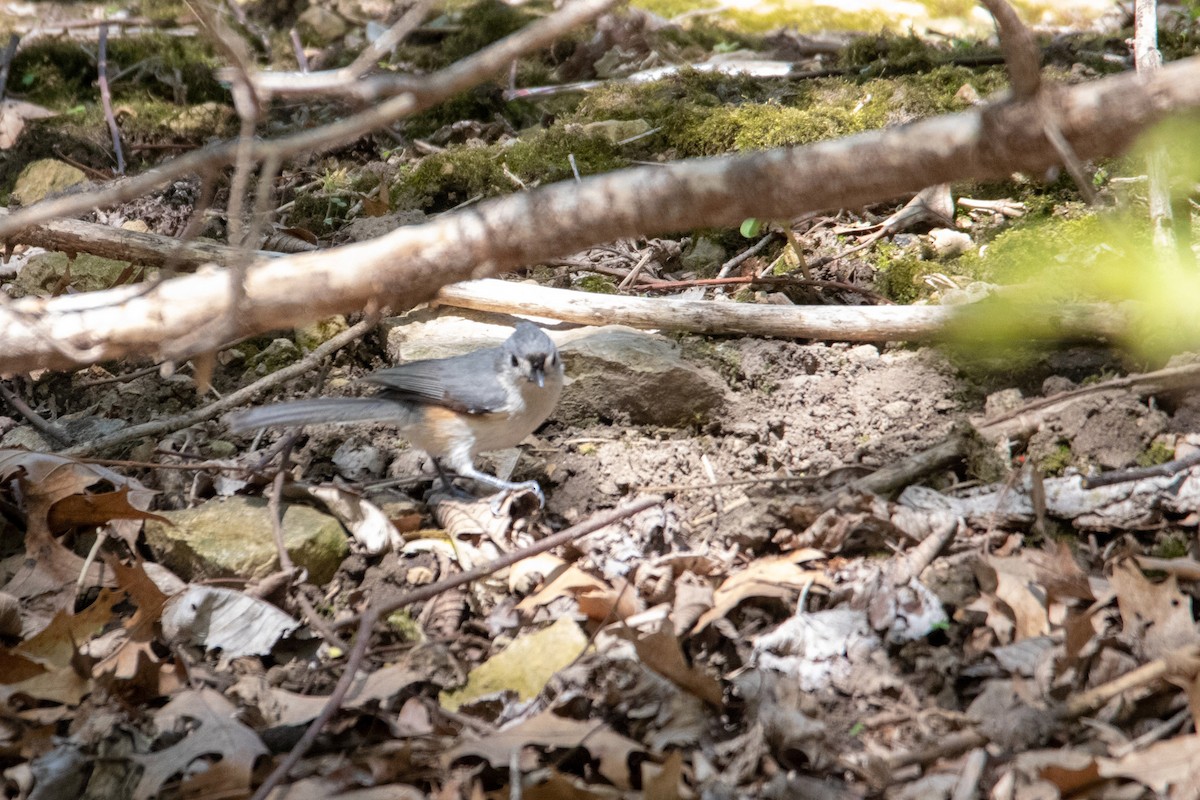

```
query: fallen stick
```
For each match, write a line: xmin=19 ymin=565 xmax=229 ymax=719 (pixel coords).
xmin=2 ymin=55 xmax=1200 ymax=372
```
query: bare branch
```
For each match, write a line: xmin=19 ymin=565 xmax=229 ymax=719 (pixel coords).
xmin=1 ymin=55 xmax=1199 ymax=374
xmin=0 ymin=0 xmax=617 ymax=240
xmin=97 ymin=24 xmax=125 ymax=175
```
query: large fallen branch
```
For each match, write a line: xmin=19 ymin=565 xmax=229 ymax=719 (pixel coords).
xmin=2 ymin=55 xmax=1200 ymax=374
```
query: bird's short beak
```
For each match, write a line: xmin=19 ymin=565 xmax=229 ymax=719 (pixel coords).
xmin=532 ymin=367 xmax=545 ymax=388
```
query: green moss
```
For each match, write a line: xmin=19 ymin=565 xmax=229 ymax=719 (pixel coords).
xmin=11 ymin=40 xmax=96 ymax=105
xmin=401 ymin=145 xmax=506 ymax=209
xmin=674 ymin=97 xmax=879 ymax=155
xmin=1039 ymin=441 xmax=1074 ymax=476
xmin=404 ymin=85 xmax=529 ymax=139
xmin=385 ymin=610 xmax=426 ymax=643
xmin=395 ymin=0 xmax=535 ymax=71
xmin=574 ymin=64 xmax=1009 ymax=159
xmin=951 ymin=212 xmax=1119 ymax=290
xmin=1151 ymin=531 xmax=1190 ymax=560
xmin=576 ymin=275 xmax=616 ymax=293
xmin=887 ymin=66 xmax=1008 ymax=117
xmin=442 ymin=0 xmax=534 ymax=60
xmin=842 ymin=32 xmax=997 ymax=75
xmin=1136 ymin=439 xmax=1176 ymax=468
xmin=400 ymin=129 xmax=625 ymax=210
xmin=506 ymin=128 xmax=626 ymax=183
xmin=106 ymin=34 xmax=226 ymax=104
xmin=12 ymin=34 xmax=225 ymax=108
xmin=873 ymin=243 xmax=933 ymax=304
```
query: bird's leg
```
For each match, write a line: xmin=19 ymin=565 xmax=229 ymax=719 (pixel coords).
xmin=430 ymin=458 xmax=475 ymax=501
xmin=454 ymin=463 xmax=545 ymax=511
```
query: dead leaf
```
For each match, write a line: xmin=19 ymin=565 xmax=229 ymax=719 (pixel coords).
xmin=975 ymin=555 xmax=1051 ymax=641
xmin=131 ymin=688 xmax=268 ymax=800
xmin=0 ymin=99 xmax=57 ymax=149
xmin=692 ymin=549 xmax=828 ymax=632
xmin=161 ymin=585 xmax=299 ymax=658
xmin=1110 ymin=559 xmax=1200 ymax=659
xmin=440 ymin=616 xmax=588 ymax=711
xmin=1098 ymin=734 xmax=1200 ymax=797
xmin=301 ymin=483 xmax=400 ymax=555
xmin=445 ymin=709 xmax=644 ymax=790
xmin=48 ymin=485 xmax=169 ymax=532
xmin=614 ymin=619 xmax=722 ymax=707
xmin=517 ymin=563 xmax=642 ymax=622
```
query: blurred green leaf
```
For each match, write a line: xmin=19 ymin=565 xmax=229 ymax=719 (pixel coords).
xmin=740 ymin=218 xmax=762 ymax=238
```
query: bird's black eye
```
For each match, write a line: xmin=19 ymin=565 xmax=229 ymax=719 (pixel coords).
xmin=510 ymin=354 xmax=519 ymax=368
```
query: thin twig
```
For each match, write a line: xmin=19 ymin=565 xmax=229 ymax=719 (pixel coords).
xmin=97 ymin=24 xmax=126 ymax=175
xmin=0 ymin=380 xmax=73 ymax=447
xmin=639 ymin=275 xmax=894 ymax=304
xmin=0 ymin=34 xmax=21 ymax=102
xmin=268 ymin=444 xmax=297 ymax=574
xmin=289 ymin=28 xmax=307 ymax=72
xmin=716 ymin=232 xmax=777 ymax=278
xmin=346 ymin=0 xmax=435 ymax=79
xmin=1082 ymin=450 xmax=1200 ymax=489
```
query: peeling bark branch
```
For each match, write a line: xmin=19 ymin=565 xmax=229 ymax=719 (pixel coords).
xmin=0 ymin=210 xmax=278 ymax=268
xmin=2 ymin=55 xmax=1200 ymax=375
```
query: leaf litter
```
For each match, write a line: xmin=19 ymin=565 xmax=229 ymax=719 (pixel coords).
xmin=5 ymin=6 xmax=1200 ymax=800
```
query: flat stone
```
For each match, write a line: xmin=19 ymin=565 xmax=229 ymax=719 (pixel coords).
xmin=144 ymin=497 xmax=348 ymax=584
xmin=10 ymin=159 xmax=86 ymax=205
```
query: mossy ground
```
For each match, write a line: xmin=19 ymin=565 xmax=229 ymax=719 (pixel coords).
xmin=0 ymin=0 xmax=1136 ymax=324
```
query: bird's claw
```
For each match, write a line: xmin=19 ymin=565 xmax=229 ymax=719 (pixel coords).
xmin=488 ymin=481 xmax=545 ymax=515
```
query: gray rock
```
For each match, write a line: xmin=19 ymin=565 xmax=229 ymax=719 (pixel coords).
xmin=556 ymin=327 xmax=727 ymax=427
xmin=1 ymin=415 xmax=126 ymax=451
xmin=984 ymin=388 xmax=1024 ymax=418
xmin=298 ymin=5 xmax=348 ymax=44
xmin=333 ymin=438 xmax=386 ymax=480
xmin=144 ymin=497 xmax=348 ymax=584
xmin=246 ymin=338 xmax=301 ymax=377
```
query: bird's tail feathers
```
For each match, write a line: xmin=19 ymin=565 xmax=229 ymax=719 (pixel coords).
xmin=225 ymin=398 xmax=409 ymax=433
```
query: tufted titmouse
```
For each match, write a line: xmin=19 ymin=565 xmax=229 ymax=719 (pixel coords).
xmin=226 ymin=322 xmax=564 ymax=505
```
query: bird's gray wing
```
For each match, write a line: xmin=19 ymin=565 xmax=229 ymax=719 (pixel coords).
xmin=363 ymin=349 xmax=509 ymax=414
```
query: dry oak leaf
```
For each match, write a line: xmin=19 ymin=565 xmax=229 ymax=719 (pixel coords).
xmin=1110 ymin=558 xmax=1200 ymax=660
xmin=692 ymin=548 xmax=828 ymax=632
xmin=445 ymin=708 xmax=645 ymax=790
xmin=516 ymin=559 xmax=642 ymax=622
xmin=91 ymin=557 xmax=174 ymax=698
xmin=973 ymin=554 xmax=1051 ymax=641
xmin=0 ymin=450 xmax=155 ymax=622
xmin=1032 ymin=736 xmax=1200 ymax=799
xmin=47 ymin=485 xmax=168 ymax=533
xmin=1098 ymin=734 xmax=1200 ymax=798
xmin=0 ymin=589 xmax=120 ymax=705
xmin=613 ymin=618 xmax=723 ymax=707
xmin=131 ymin=688 xmax=267 ymax=800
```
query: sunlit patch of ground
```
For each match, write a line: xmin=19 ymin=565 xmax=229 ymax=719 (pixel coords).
xmin=633 ymin=0 xmax=1125 ymax=36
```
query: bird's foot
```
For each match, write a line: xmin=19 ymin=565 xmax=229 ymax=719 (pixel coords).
xmin=489 ymin=480 xmax=545 ymax=515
